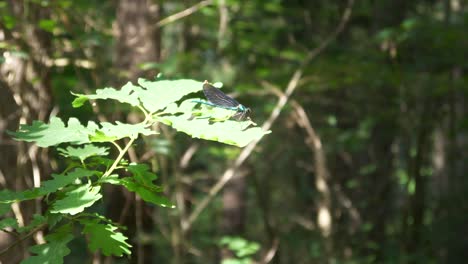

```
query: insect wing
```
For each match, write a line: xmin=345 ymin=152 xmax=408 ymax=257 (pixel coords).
xmin=232 ymin=109 xmax=248 ymax=121
xmin=203 ymin=82 xmax=240 ymax=108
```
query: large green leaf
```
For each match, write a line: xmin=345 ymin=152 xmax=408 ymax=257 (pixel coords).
xmin=9 ymin=117 xmax=99 ymax=147
xmin=155 ymin=98 xmax=270 ymax=147
xmin=10 ymin=117 xmax=156 ymax=147
xmin=137 ymin=79 xmax=203 ymax=113
xmin=156 ymin=108 xmax=270 ymax=147
xmin=81 ymin=219 xmax=131 ymax=257
xmin=72 ymin=82 xmax=141 ymax=108
xmin=72 ymin=78 xmax=204 ymax=114
xmin=21 ymin=224 xmax=73 ymax=264
xmin=0 ymin=168 xmax=96 ymax=203
xmin=51 ymin=183 xmax=102 ymax=215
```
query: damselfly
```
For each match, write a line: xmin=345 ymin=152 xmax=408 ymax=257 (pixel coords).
xmin=192 ymin=80 xmax=250 ymax=121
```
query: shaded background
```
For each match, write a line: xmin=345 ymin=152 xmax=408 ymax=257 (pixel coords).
xmin=1 ymin=0 xmax=467 ymax=263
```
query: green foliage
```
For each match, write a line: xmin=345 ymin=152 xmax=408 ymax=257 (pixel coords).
xmin=9 ymin=117 xmax=99 ymax=147
xmin=50 ymin=183 xmax=103 ymax=215
xmin=81 ymin=218 xmax=132 ymax=257
xmin=155 ymin=97 xmax=270 ymax=147
xmin=2 ymin=78 xmax=268 ymax=262
xmin=112 ymin=164 xmax=174 ymax=208
xmin=0 ymin=217 xmax=18 ymax=230
xmin=220 ymin=236 xmax=260 ymax=264
xmin=21 ymin=224 xmax=74 ymax=264
xmin=9 ymin=117 xmax=156 ymax=147
xmin=0 ymin=168 xmax=96 ymax=203
xmin=57 ymin=144 xmax=109 ymax=162
xmin=72 ymin=78 xmax=269 ymax=147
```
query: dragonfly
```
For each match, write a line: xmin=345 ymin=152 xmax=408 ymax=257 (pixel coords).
xmin=192 ymin=80 xmax=251 ymax=121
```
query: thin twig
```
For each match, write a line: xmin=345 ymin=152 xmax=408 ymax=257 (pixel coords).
xmin=259 ymin=238 xmax=280 ymax=264
xmin=0 ymin=224 xmax=47 ymax=257
xmin=156 ymin=0 xmax=213 ymax=28
xmin=291 ymin=101 xmax=332 ymax=237
xmin=179 ymin=144 xmax=199 ymax=169
xmin=183 ymin=0 xmax=355 ymax=232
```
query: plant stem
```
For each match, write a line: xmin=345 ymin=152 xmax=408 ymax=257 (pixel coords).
xmin=103 ymin=137 xmax=136 ymax=177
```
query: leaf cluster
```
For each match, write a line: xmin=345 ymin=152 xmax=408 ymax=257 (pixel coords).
xmin=1 ymin=78 xmax=269 ymax=262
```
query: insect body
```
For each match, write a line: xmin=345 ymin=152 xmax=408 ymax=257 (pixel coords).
xmin=192 ymin=80 xmax=250 ymax=121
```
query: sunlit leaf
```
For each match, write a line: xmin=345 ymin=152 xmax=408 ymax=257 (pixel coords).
xmin=72 ymin=82 xmax=141 ymax=108
xmin=91 ymin=122 xmax=156 ymax=141
xmin=137 ymin=79 xmax=203 ymax=113
xmin=157 ymin=113 xmax=270 ymax=148
xmin=9 ymin=117 xmax=99 ymax=147
xmin=0 ymin=168 xmax=97 ymax=203
xmin=81 ymin=219 xmax=131 ymax=257
xmin=51 ymin=183 xmax=102 ymax=215
xmin=57 ymin=144 xmax=109 ymax=162
xmin=72 ymin=79 xmax=204 ymax=114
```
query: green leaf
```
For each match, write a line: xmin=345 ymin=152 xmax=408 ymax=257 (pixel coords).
xmin=88 ymin=130 xmax=118 ymax=142
xmin=51 ymin=183 xmax=102 ymax=215
xmin=0 ymin=203 xmax=11 ymax=215
xmin=47 ymin=213 xmax=63 ymax=229
xmin=38 ymin=19 xmax=57 ymax=32
xmin=137 ymin=79 xmax=203 ymax=113
xmin=90 ymin=122 xmax=156 ymax=142
xmin=72 ymin=79 xmax=203 ymax=114
xmin=72 ymin=82 xmax=141 ymax=108
xmin=155 ymin=99 xmax=271 ymax=147
xmin=156 ymin=108 xmax=270 ymax=147
xmin=2 ymin=15 xmax=16 ymax=29
xmin=99 ymin=174 xmax=121 ymax=185
xmin=220 ymin=236 xmax=260 ymax=258
xmin=0 ymin=218 xmax=18 ymax=230
xmin=0 ymin=168 xmax=97 ymax=203
xmin=57 ymin=144 xmax=109 ymax=162
xmin=17 ymin=214 xmax=47 ymax=233
xmin=127 ymin=164 xmax=157 ymax=186
xmin=105 ymin=164 xmax=174 ymax=208
xmin=119 ymin=177 xmax=173 ymax=207
xmin=9 ymin=117 xmax=99 ymax=147
xmin=21 ymin=224 xmax=73 ymax=264
xmin=124 ymin=164 xmax=173 ymax=207
xmin=81 ymin=219 xmax=131 ymax=257
xmin=9 ymin=117 xmax=155 ymax=147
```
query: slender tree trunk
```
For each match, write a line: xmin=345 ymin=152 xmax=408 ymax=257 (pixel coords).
xmin=111 ymin=1 xmax=162 ymax=263
xmin=220 ymin=170 xmax=247 ymax=261
xmin=116 ymin=0 xmax=161 ymax=83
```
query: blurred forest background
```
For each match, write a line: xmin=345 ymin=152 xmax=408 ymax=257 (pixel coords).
xmin=1 ymin=0 xmax=467 ymax=263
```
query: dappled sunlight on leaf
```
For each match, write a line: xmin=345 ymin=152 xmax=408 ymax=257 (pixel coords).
xmin=51 ymin=183 xmax=103 ymax=215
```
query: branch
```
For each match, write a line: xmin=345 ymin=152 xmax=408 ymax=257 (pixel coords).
xmin=259 ymin=238 xmax=279 ymax=264
xmin=0 ymin=224 xmax=47 ymax=257
xmin=156 ymin=0 xmax=213 ymax=28
xmin=183 ymin=0 xmax=355 ymax=232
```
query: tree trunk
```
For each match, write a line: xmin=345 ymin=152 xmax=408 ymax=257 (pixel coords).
xmin=110 ymin=1 xmax=162 ymax=263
